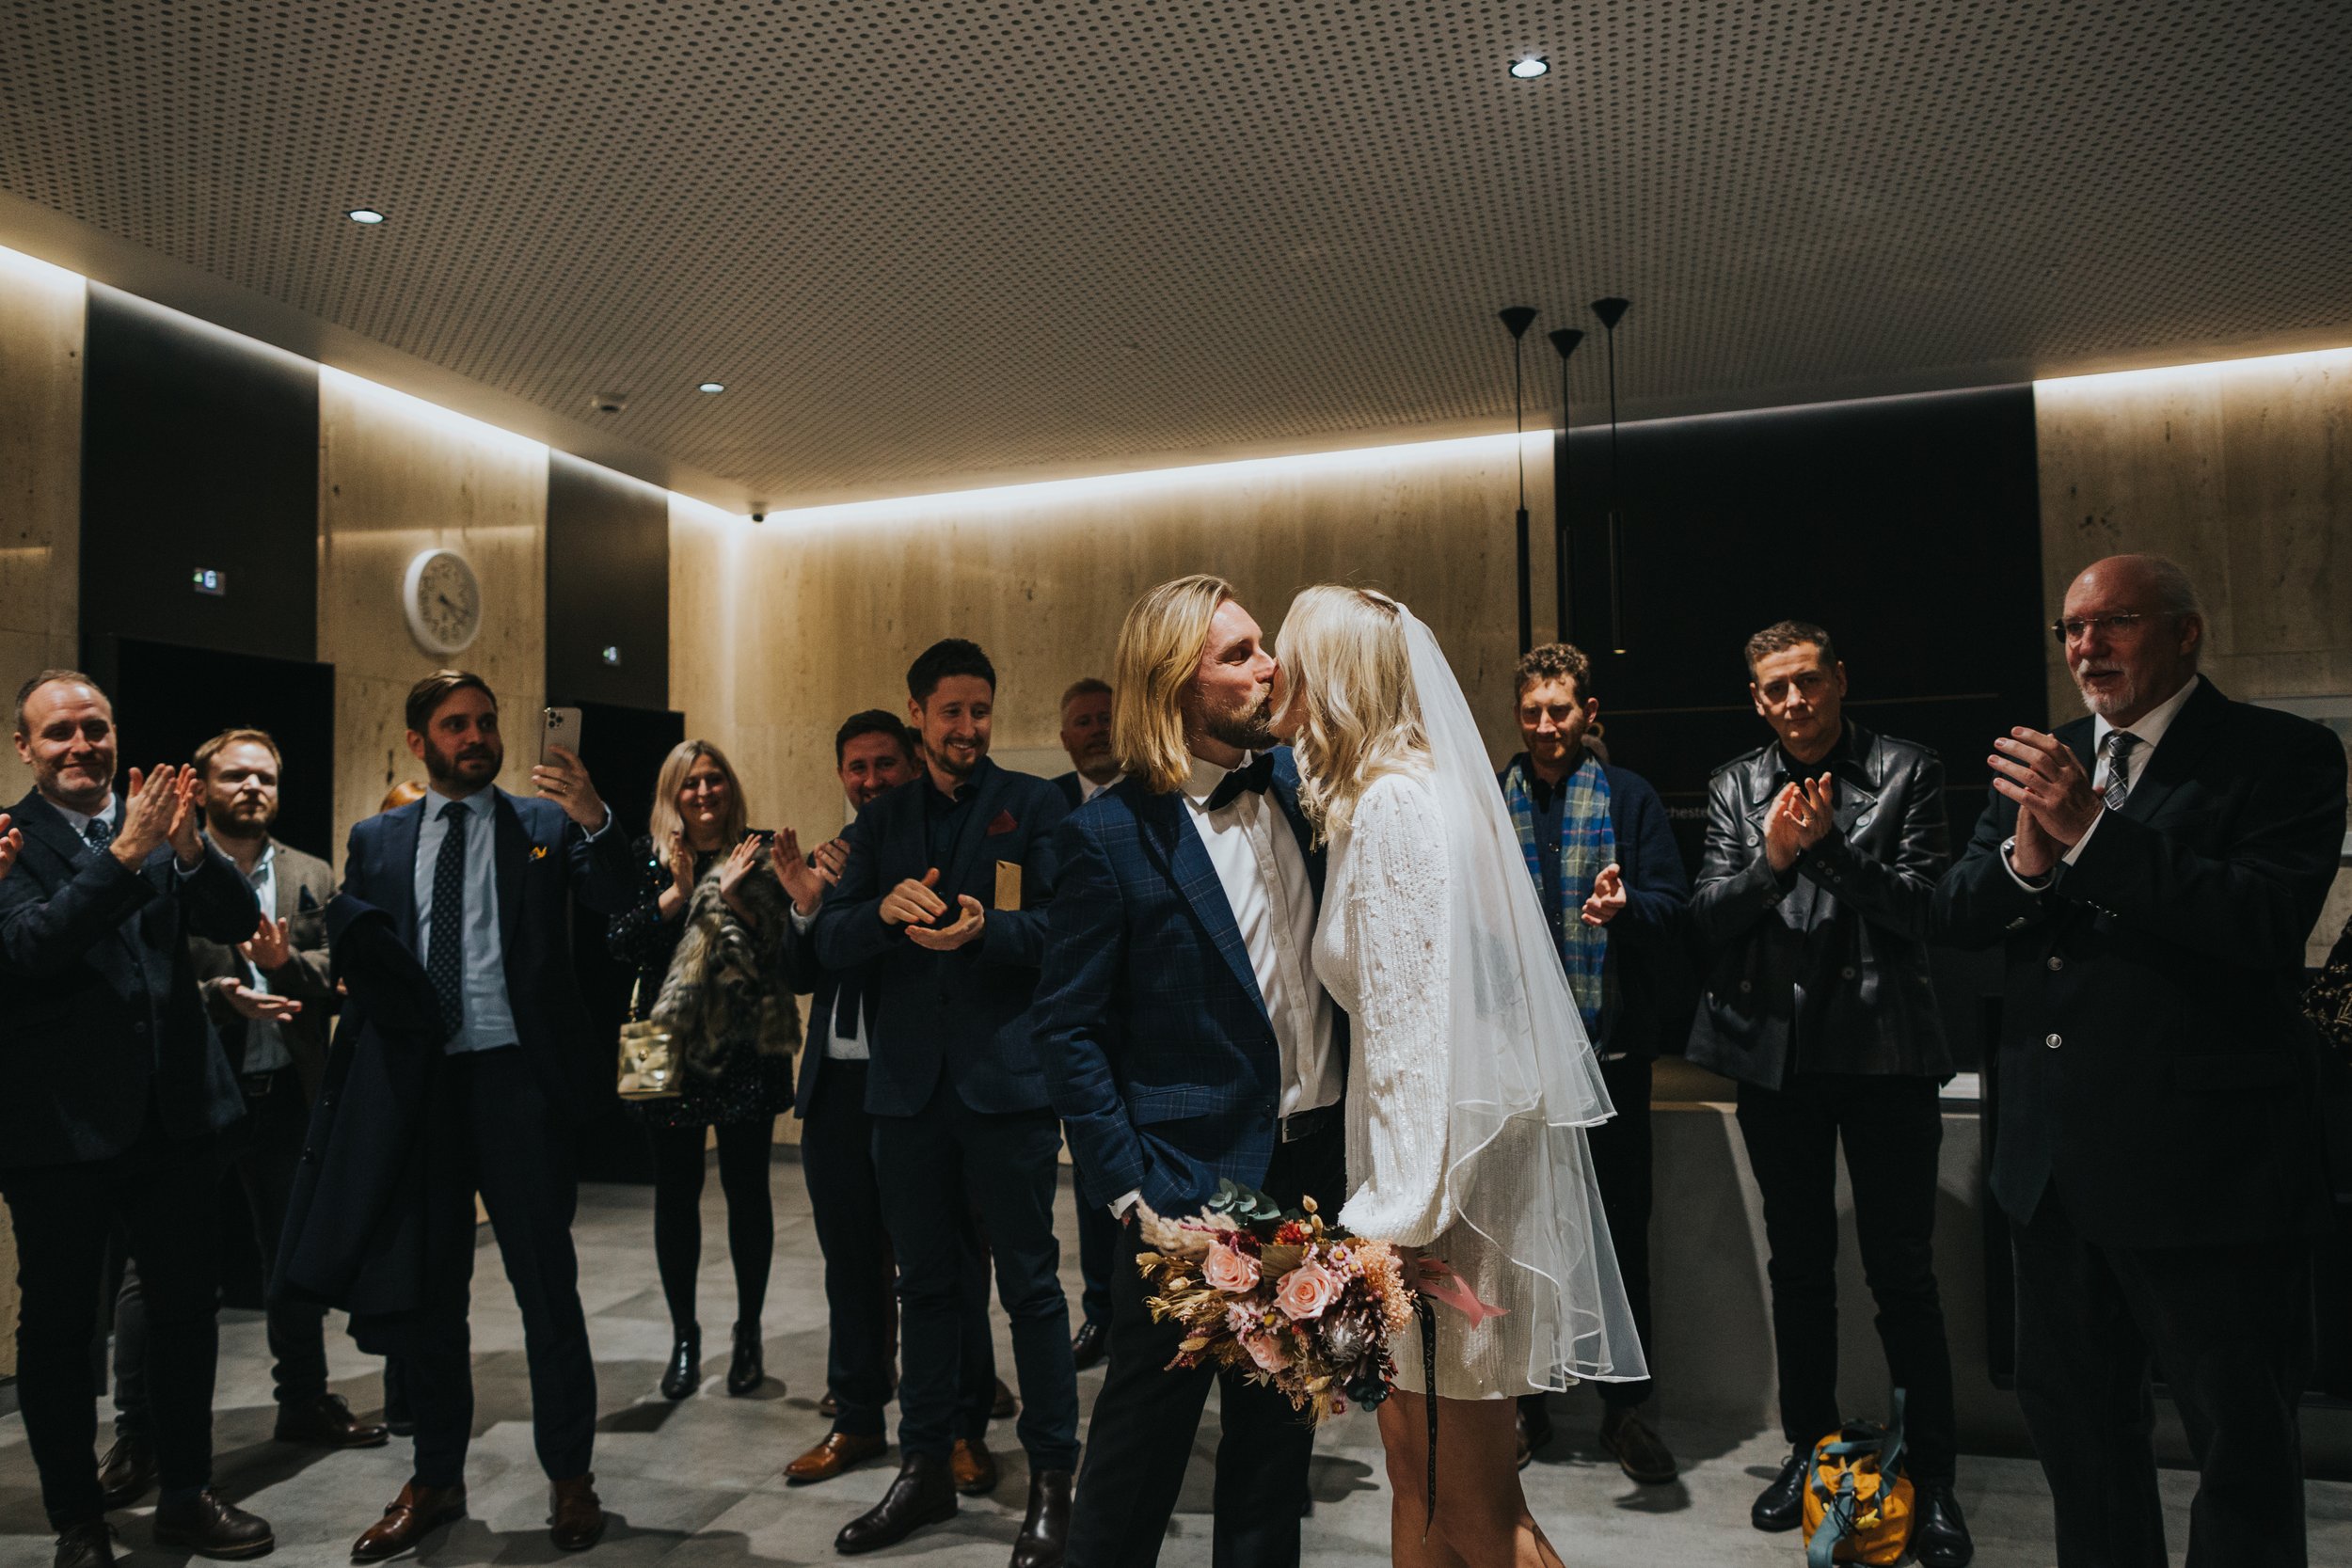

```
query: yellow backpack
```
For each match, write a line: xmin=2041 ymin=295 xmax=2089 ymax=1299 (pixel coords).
xmin=1800 ymin=1391 xmax=1915 ymax=1566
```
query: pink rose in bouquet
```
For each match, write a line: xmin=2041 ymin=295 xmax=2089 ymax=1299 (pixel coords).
xmin=1203 ymin=1242 xmax=1262 ymax=1293
xmin=1274 ymin=1259 xmax=1343 ymax=1323
xmin=1243 ymin=1330 xmax=1293 ymax=1374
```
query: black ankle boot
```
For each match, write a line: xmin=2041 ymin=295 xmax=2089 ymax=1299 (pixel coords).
xmin=726 ymin=1321 xmax=767 ymax=1396
xmin=660 ymin=1326 xmax=700 ymax=1401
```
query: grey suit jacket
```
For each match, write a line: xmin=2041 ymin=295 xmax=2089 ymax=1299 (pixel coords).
xmin=188 ymin=837 xmax=338 ymax=1098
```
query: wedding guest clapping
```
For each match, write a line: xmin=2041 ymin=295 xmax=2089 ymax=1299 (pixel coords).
xmin=1499 ymin=643 xmax=1688 ymax=1482
xmin=608 ymin=740 xmax=827 ymax=1402
xmin=1937 ymin=555 xmax=2345 ymax=1568
xmin=1685 ymin=623 xmax=1970 ymax=1567
xmin=0 ymin=672 xmax=270 ymax=1567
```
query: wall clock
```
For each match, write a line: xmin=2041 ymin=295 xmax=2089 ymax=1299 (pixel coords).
xmin=402 ymin=546 xmax=484 ymax=655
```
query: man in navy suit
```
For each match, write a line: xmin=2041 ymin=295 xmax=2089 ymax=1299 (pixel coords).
xmin=1036 ymin=577 xmax=1345 ymax=1568
xmin=784 ymin=709 xmax=1005 ymax=1489
xmin=332 ymin=671 xmax=636 ymax=1561
xmin=0 ymin=671 xmax=272 ymax=1567
xmin=816 ymin=641 xmax=1078 ymax=1566
xmin=1046 ymin=676 xmax=1120 ymax=1371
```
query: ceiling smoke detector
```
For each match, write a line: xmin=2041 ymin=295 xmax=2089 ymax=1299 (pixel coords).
xmin=589 ymin=392 xmax=630 ymax=415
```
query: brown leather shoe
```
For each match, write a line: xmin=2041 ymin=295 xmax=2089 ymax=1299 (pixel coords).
xmin=150 ymin=1490 xmax=274 ymax=1560
xmin=351 ymin=1483 xmax=466 ymax=1562
xmin=784 ymin=1431 xmax=887 ymax=1485
xmin=547 ymin=1474 xmax=605 ymax=1552
xmin=990 ymin=1378 xmax=1017 ymax=1419
xmin=275 ymin=1393 xmax=390 ymax=1449
xmin=949 ymin=1437 xmax=998 ymax=1496
xmin=96 ymin=1434 xmax=155 ymax=1510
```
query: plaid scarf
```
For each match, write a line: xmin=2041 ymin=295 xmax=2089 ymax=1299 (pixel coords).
xmin=1502 ymin=752 xmax=1613 ymax=1028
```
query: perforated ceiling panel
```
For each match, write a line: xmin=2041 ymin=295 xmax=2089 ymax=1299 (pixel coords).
xmin=3 ymin=1 xmax=2348 ymax=501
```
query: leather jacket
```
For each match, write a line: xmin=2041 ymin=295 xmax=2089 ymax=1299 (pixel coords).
xmin=1685 ymin=721 xmax=1952 ymax=1086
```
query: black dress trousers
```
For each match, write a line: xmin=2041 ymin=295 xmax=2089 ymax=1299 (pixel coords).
xmin=1066 ymin=1123 xmax=1346 ymax=1568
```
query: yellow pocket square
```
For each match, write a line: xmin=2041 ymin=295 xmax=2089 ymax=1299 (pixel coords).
xmin=530 ymin=845 xmax=549 ymax=862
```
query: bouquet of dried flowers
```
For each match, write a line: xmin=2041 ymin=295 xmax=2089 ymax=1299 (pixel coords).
xmin=1133 ymin=1180 xmax=1419 ymax=1423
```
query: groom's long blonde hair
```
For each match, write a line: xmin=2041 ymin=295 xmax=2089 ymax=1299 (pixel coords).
xmin=1276 ymin=585 xmax=1429 ymax=839
xmin=1112 ymin=573 xmax=1235 ymax=795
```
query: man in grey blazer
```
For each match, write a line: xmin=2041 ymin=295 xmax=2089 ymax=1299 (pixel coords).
xmin=101 ymin=729 xmax=384 ymax=1509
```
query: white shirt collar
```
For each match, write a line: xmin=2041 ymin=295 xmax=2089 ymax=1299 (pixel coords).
xmin=424 ymin=785 xmax=489 ymax=820
xmin=2092 ymin=672 xmax=2201 ymax=753
xmin=1078 ymin=772 xmax=1116 ymax=803
xmin=1183 ymin=751 xmax=1252 ymax=807
xmin=51 ymin=792 xmax=117 ymax=837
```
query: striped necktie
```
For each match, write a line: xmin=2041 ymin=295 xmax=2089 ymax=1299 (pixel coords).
xmin=2098 ymin=730 xmax=2139 ymax=811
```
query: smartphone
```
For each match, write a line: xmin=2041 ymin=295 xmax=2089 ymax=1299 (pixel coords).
xmin=539 ymin=705 xmax=583 ymax=766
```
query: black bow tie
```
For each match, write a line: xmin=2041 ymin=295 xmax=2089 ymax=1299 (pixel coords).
xmin=1205 ymin=754 xmax=1276 ymax=812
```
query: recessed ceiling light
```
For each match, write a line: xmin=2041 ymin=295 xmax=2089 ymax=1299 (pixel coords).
xmin=345 ymin=207 xmax=386 ymax=224
xmin=696 ymin=381 xmax=726 ymax=393
xmin=1509 ymin=55 xmax=1549 ymax=79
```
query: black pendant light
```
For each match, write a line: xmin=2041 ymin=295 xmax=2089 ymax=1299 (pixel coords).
xmin=1499 ymin=306 xmax=1539 ymax=655
xmin=1590 ymin=297 xmax=1630 ymax=654
xmin=1547 ymin=326 xmax=1584 ymax=643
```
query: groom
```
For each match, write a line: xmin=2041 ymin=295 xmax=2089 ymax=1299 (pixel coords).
xmin=1037 ymin=574 xmax=1345 ymax=1568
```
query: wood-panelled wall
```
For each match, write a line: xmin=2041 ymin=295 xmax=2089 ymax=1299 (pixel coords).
xmin=670 ymin=436 xmax=1557 ymax=849
xmin=318 ymin=369 xmax=549 ymax=854
xmin=2035 ymin=347 xmax=2352 ymax=960
xmin=0 ymin=249 xmax=80 ymax=1379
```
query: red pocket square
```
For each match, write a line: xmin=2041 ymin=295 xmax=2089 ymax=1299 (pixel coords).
xmin=986 ymin=809 xmax=1019 ymax=836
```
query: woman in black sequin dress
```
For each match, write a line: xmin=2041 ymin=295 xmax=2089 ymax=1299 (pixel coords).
xmin=610 ymin=740 xmax=829 ymax=1400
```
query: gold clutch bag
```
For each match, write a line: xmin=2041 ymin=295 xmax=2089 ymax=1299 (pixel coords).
xmin=616 ymin=978 xmax=680 ymax=1101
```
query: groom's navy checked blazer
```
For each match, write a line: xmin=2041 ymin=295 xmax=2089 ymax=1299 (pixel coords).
xmin=1036 ymin=747 xmax=1345 ymax=1218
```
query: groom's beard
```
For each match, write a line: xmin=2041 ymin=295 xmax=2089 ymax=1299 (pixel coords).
xmin=1201 ymin=692 xmax=1278 ymax=754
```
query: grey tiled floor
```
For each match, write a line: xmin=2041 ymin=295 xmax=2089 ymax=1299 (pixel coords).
xmin=4 ymin=1159 xmax=2347 ymax=1565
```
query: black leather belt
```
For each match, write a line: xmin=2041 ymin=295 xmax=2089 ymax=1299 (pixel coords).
xmin=1279 ymin=1101 xmax=1340 ymax=1145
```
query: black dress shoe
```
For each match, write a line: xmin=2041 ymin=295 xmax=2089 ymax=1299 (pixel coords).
xmin=1069 ymin=1319 xmax=1108 ymax=1371
xmin=818 ymin=1388 xmax=839 ymax=1419
xmin=1751 ymin=1446 xmax=1811 ymax=1532
xmin=53 ymin=1521 xmax=113 ymax=1568
xmin=96 ymin=1433 xmax=155 ymax=1509
xmin=1598 ymin=1405 xmax=1678 ymax=1485
xmin=660 ymin=1325 xmax=701 ymax=1401
xmin=835 ymin=1452 xmax=957 ymax=1555
xmin=991 ymin=1377 xmax=1017 ymax=1419
xmin=273 ymin=1392 xmax=390 ymax=1449
xmin=1009 ymin=1468 xmax=1073 ymax=1568
xmin=151 ymin=1490 xmax=274 ymax=1560
xmin=1912 ymin=1482 xmax=1975 ymax=1567
xmin=726 ymin=1322 xmax=768 ymax=1397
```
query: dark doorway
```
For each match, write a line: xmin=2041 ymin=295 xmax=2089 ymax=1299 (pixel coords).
xmin=107 ymin=638 xmax=338 ymax=863
xmin=562 ymin=699 xmax=686 ymax=1183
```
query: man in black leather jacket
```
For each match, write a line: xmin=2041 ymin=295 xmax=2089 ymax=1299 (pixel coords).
xmin=1686 ymin=622 xmax=1970 ymax=1568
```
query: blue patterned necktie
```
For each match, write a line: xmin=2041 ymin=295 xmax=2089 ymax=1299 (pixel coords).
xmin=83 ymin=814 xmax=114 ymax=852
xmin=428 ymin=801 xmax=469 ymax=1038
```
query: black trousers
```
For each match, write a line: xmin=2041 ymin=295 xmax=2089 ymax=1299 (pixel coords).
xmin=1063 ymin=1126 xmax=1119 ymax=1331
xmin=872 ymin=1085 xmax=1079 ymax=1470
xmin=1590 ymin=1054 xmax=1656 ymax=1409
xmin=1735 ymin=1071 xmax=1957 ymax=1483
xmin=800 ymin=1059 xmax=998 ymax=1439
xmin=2 ymin=1120 xmax=222 ymax=1528
xmin=115 ymin=1069 xmax=329 ymax=1430
xmin=1067 ymin=1125 xmax=1346 ymax=1568
xmin=2013 ymin=1189 xmax=2314 ymax=1568
xmin=647 ymin=1118 xmax=775 ymax=1334
xmin=399 ymin=1046 xmax=596 ymax=1487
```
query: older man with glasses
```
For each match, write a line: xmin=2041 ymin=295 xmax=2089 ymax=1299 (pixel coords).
xmin=1939 ymin=553 xmax=2346 ymax=1568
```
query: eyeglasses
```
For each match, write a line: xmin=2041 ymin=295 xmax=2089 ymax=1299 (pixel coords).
xmin=2049 ymin=612 xmax=2156 ymax=644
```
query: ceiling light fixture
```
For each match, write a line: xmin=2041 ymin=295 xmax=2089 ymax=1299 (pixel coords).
xmin=1509 ymin=55 xmax=1549 ymax=80
xmin=697 ymin=381 xmax=725 ymax=393
xmin=1498 ymin=305 xmax=1539 ymax=655
xmin=345 ymin=207 xmax=386 ymax=224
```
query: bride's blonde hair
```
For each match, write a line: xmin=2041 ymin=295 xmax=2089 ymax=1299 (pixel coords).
xmin=1276 ymin=585 xmax=1429 ymax=839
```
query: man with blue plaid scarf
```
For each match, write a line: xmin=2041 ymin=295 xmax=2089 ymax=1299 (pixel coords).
xmin=1496 ymin=642 xmax=1689 ymax=1485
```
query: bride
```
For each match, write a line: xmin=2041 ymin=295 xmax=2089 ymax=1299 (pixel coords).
xmin=1272 ymin=585 xmax=1646 ymax=1566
